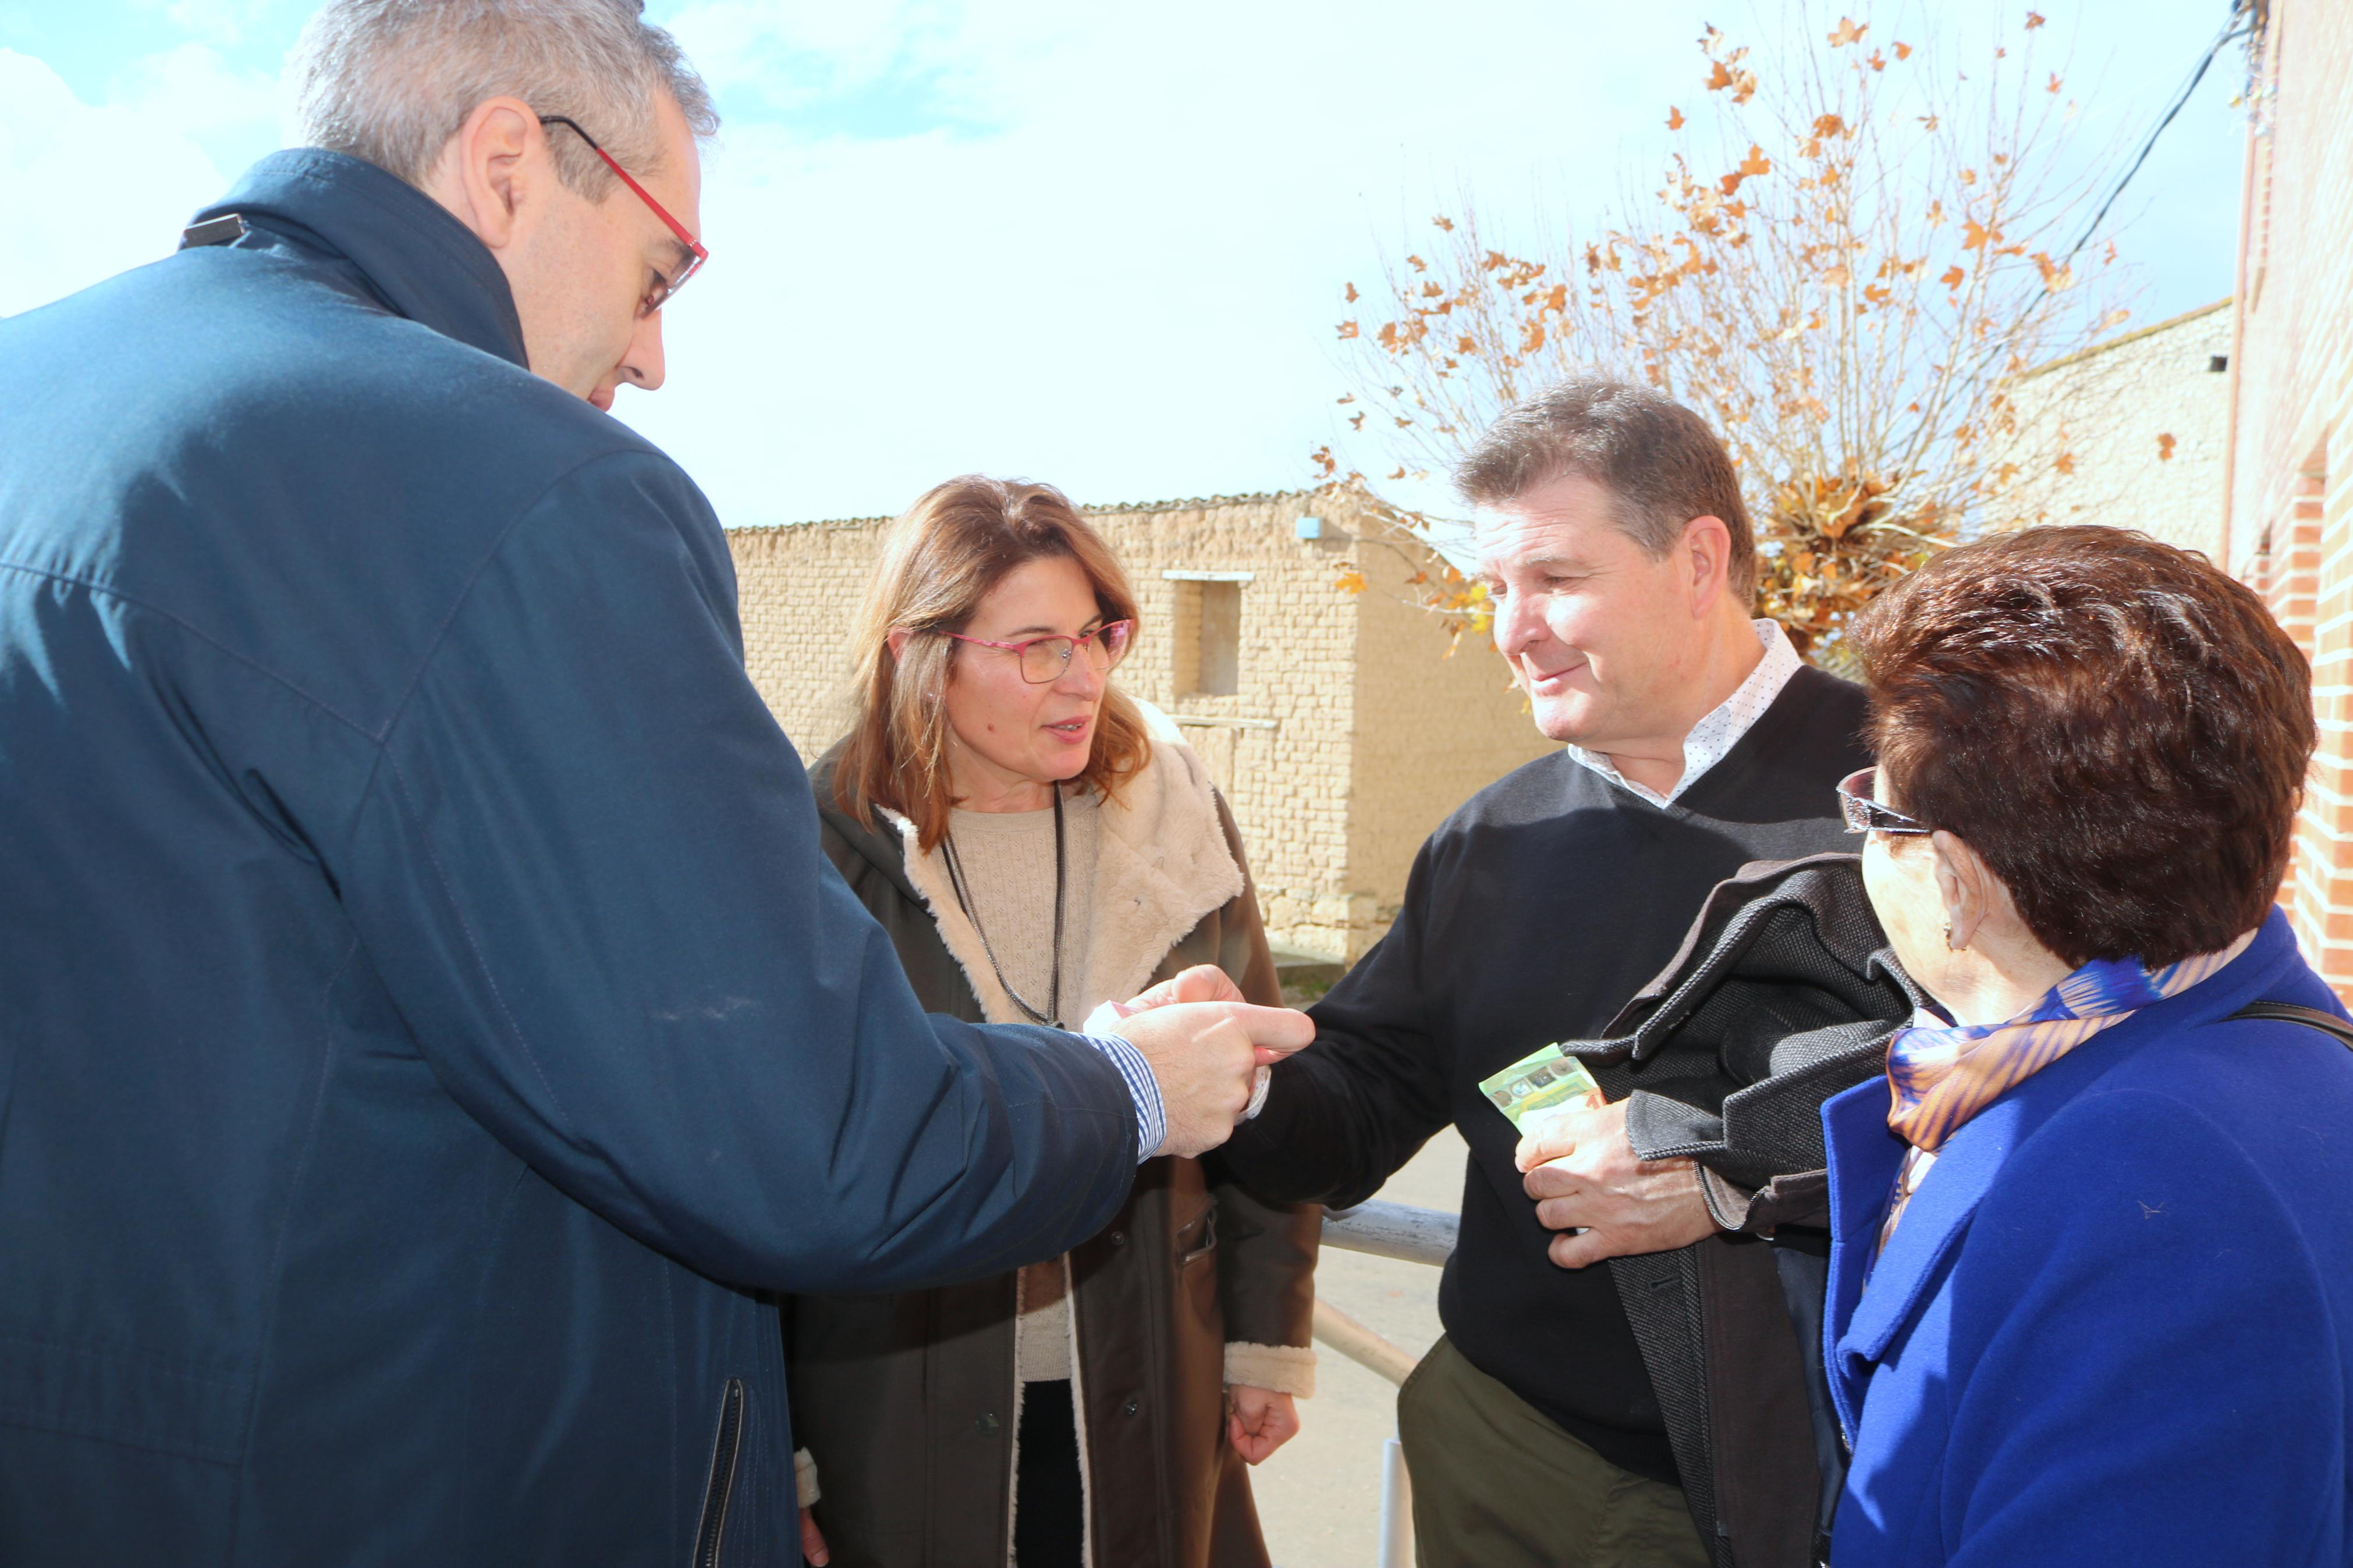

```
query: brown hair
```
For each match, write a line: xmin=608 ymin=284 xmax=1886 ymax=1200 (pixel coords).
xmin=1851 ymin=525 xmax=2313 ymax=968
xmin=833 ymin=476 xmax=1152 ymax=851
xmin=1453 ymin=376 xmax=1758 ymax=601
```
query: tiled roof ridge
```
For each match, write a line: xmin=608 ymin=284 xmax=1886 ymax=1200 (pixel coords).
xmin=2015 ymin=296 xmax=2233 ymax=382
xmin=726 ymin=485 xmax=1335 ymax=535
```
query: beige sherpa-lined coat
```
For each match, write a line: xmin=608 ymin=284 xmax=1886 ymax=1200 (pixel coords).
xmin=785 ymin=719 xmax=1320 ymax=1568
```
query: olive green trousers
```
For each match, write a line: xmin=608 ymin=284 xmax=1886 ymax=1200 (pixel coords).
xmin=1397 ymin=1336 xmax=1710 ymax=1568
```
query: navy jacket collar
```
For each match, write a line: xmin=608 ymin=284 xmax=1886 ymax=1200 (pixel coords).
xmin=192 ymin=149 xmax=528 ymax=370
xmin=1820 ymin=907 xmax=2308 ymax=1437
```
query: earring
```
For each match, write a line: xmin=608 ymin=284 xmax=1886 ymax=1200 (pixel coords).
xmin=1944 ymin=922 xmax=1965 ymax=952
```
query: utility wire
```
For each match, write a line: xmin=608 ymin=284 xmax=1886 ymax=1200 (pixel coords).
xmin=2056 ymin=2 xmax=2253 ymax=273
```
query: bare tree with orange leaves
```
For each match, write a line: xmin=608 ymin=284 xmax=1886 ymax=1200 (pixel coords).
xmin=1322 ymin=5 xmax=2130 ymax=665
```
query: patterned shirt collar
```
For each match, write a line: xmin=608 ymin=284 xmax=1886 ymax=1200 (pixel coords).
xmin=1565 ymin=618 xmax=1804 ymax=807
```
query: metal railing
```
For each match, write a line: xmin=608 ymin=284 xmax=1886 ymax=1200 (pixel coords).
xmin=1311 ymin=1201 xmax=1458 ymax=1568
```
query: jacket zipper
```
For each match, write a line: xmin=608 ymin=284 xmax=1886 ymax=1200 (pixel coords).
xmin=692 ymin=1378 xmax=746 ymax=1568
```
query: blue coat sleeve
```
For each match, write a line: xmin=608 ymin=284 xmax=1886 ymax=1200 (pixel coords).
xmin=1930 ymin=1089 xmax=2341 ymax=1567
xmin=336 ymin=451 xmax=1138 ymax=1292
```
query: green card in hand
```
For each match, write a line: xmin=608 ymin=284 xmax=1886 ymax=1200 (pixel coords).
xmin=1477 ymin=1043 xmax=1606 ymax=1136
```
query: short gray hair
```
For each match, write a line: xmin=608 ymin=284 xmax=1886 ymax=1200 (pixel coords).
xmin=1456 ymin=376 xmax=1757 ymax=601
xmin=292 ymin=0 xmax=719 ymax=198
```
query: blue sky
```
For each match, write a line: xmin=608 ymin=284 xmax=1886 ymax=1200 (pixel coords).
xmin=2 ymin=0 xmax=2253 ymax=526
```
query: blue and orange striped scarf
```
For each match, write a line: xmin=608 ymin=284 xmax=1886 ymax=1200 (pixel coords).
xmin=1875 ymin=941 xmax=2245 ymax=1255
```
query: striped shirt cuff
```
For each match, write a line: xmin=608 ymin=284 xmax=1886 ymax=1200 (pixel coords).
xmin=1083 ymin=1033 xmax=1167 ymax=1162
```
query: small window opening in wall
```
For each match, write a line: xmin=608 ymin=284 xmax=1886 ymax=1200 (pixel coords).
xmin=2209 ymin=354 xmax=2230 ymax=373
xmin=1195 ymin=581 xmax=1242 ymax=695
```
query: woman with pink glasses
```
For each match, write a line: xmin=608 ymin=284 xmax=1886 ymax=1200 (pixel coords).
xmin=782 ymin=475 xmax=1318 ymax=1568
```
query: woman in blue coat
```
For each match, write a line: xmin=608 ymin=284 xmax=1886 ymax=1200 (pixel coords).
xmin=1823 ymin=525 xmax=2353 ymax=1567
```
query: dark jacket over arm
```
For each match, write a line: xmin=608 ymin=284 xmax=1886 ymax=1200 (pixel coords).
xmin=1216 ymin=675 xmax=1877 ymax=1568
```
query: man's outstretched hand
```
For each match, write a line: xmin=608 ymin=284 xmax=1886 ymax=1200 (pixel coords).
xmin=1110 ymin=984 xmax=1312 ymax=1158
xmin=1514 ymin=1097 xmax=1715 ymax=1268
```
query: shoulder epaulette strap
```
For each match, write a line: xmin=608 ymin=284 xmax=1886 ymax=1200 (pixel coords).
xmin=2228 ymin=1000 xmax=2353 ymax=1050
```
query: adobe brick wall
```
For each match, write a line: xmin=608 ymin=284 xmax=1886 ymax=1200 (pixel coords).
xmin=1347 ymin=529 xmax=1553 ymax=943
xmin=2007 ymin=301 xmax=2233 ymax=558
xmin=2230 ymin=0 xmax=2353 ymax=995
xmin=726 ymin=486 xmax=1552 ymax=963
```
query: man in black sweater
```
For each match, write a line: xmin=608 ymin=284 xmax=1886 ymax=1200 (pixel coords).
xmin=1218 ymin=379 xmax=1868 ymax=1567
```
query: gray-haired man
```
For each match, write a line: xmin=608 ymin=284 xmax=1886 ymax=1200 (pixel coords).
xmin=0 ymin=3 xmax=1307 ymax=1562
xmin=1219 ymin=380 xmax=1872 ymax=1568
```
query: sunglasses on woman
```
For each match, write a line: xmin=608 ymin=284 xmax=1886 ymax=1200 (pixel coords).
xmin=1837 ymin=767 xmax=1931 ymax=837
xmin=939 ymin=619 xmax=1136 ymax=684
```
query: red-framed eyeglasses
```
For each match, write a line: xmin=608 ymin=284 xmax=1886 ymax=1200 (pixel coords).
xmin=538 ymin=115 xmax=707 ymax=317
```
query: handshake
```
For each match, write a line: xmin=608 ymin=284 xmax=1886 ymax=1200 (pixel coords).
xmin=1099 ymin=966 xmax=1314 ymax=1158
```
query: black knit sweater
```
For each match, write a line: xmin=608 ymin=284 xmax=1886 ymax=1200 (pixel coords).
xmin=1220 ymin=666 xmax=1869 ymax=1485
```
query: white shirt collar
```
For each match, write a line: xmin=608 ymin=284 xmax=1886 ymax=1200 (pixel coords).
xmin=1566 ymin=618 xmax=1805 ymax=807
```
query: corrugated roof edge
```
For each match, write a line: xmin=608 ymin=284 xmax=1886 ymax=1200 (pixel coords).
xmin=2014 ymin=297 xmax=2233 ymax=383
xmin=723 ymin=486 xmax=1326 ymax=534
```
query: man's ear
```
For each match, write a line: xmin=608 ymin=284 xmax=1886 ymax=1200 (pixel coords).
xmin=1680 ymin=514 xmax=1733 ymax=614
xmin=438 ymin=96 xmax=546 ymax=253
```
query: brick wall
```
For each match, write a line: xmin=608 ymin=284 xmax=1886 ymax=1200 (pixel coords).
xmin=2007 ymin=301 xmax=2233 ymax=557
xmin=726 ymin=486 xmax=1552 ymax=963
xmin=2230 ymin=0 xmax=2353 ymax=994
xmin=1347 ymin=528 xmax=1553 ymax=943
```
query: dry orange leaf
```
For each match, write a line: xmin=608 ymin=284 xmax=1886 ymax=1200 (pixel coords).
xmin=1344 ymin=282 xmax=1359 ymax=303
xmin=1895 ymin=40 xmax=1913 ymax=59
xmin=2026 ymin=10 xmax=2046 ymax=28
xmin=1829 ymin=15 xmax=1866 ymax=46
xmin=1741 ymin=144 xmax=1772 ymax=177
xmin=2157 ymin=433 xmax=2178 ymax=460
xmin=1706 ymin=59 xmax=1735 ymax=92
xmin=2054 ymin=451 xmax=2075 ymax=475
xmin=1337 ymin=320 xmax=1360 ymax=339
xmin=1940 ymin=264 xmax=1966 ymax=287
xmin=1812 ymin=113 xmax=1848 ymax=138
xmin=1668 ymin=105 xmax=1687 ymax=130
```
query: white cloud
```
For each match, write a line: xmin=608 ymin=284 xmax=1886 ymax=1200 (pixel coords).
xmin=109 ymin=40 xmax=281 ymax=133
xmin=0 ymin=49 xmax=235 ymax=318
xmin=144 ymin=0 xmax=275 ymax=49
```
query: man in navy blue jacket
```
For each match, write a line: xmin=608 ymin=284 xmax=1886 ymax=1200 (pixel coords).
xmin=0 ymin=3 xmax=1306 ymax=1563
